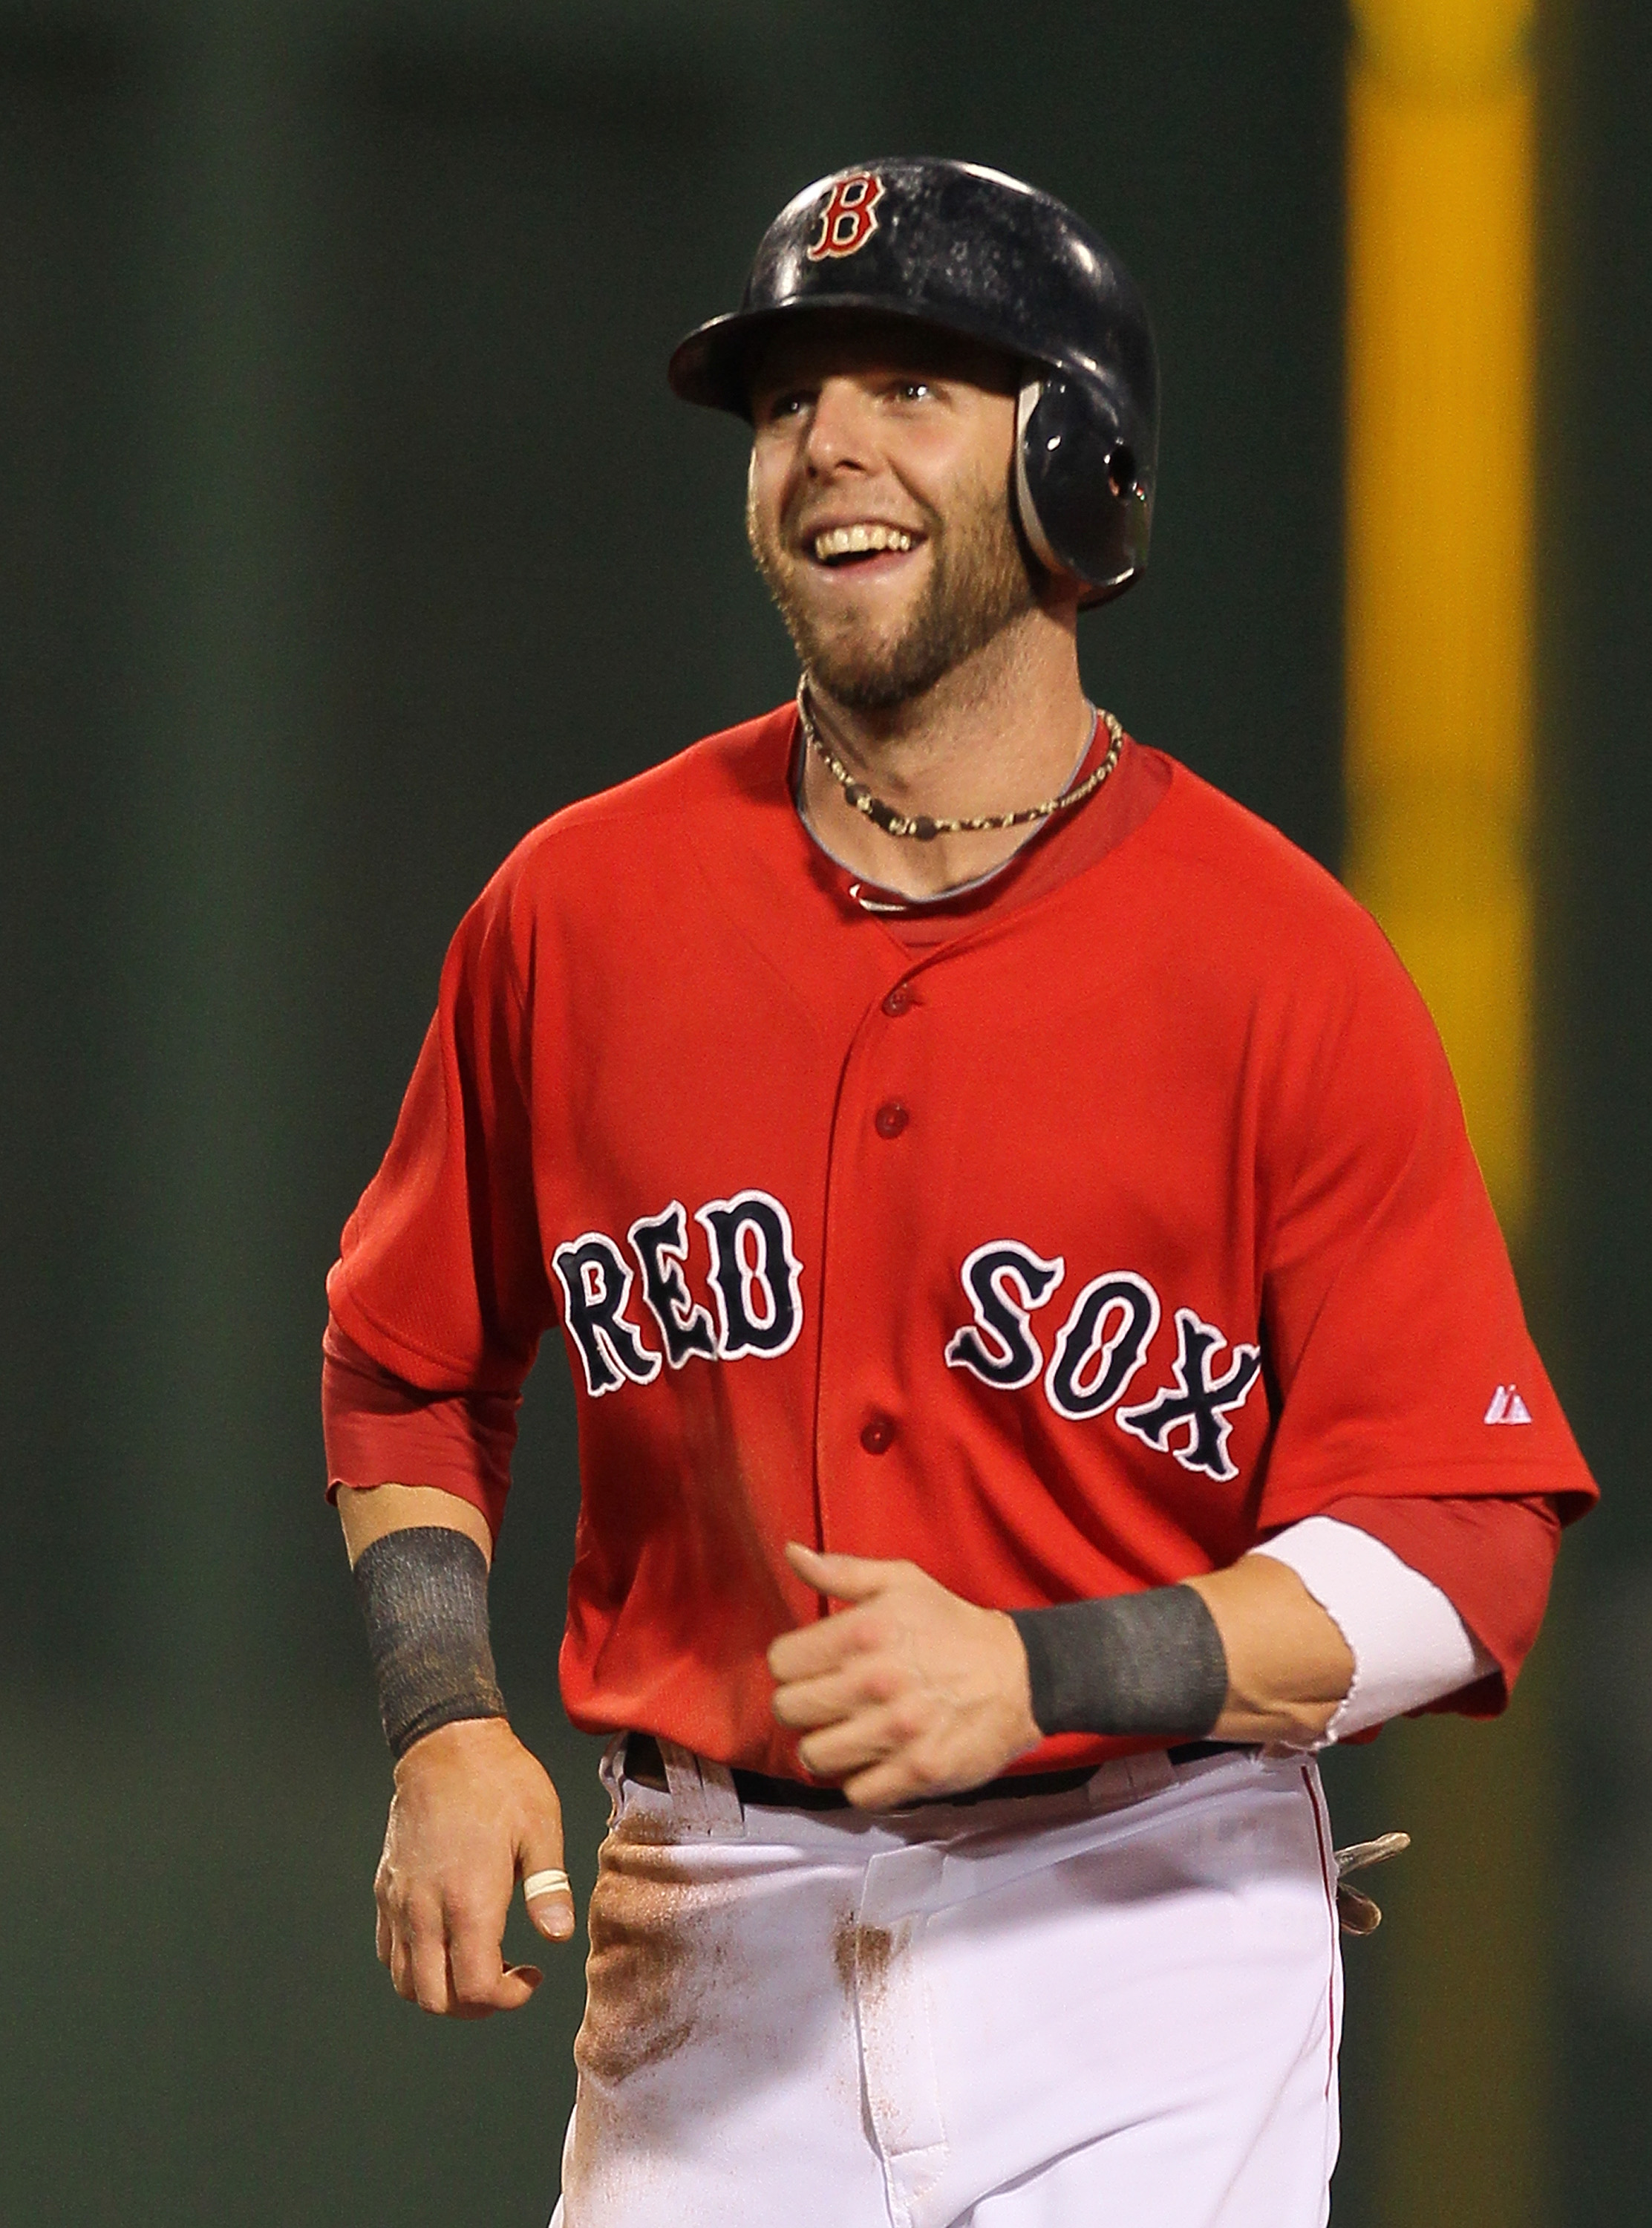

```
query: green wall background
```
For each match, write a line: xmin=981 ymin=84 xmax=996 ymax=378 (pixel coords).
xmin=0 ymin=3 xmax=1642 ymax=2220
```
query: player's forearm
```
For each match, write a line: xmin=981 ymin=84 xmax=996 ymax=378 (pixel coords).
xmin=338 ymin=1496 xmax=575 ymax=2012
xmin=1182 ymin=1556 xmax=1354 ymax=1746
xmin=340 ymin=1489 xmax=508 ymax=1758
xmin=1008 ymin=1555 xmax=1354 ymax=1753
xmin=338 ymin=1480 xmax=494 ymax=1569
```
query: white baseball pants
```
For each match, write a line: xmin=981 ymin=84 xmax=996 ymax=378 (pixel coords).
xmin=549 ymin=1745 xmax=1342 ymax=2228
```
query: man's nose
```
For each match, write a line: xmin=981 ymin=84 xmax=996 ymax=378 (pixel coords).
xmin=802 ymin=378 xmax=876 ymax=475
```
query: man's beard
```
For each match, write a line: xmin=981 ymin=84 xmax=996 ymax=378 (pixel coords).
xmin=747 ymin=476 xmax=1038 ymax=713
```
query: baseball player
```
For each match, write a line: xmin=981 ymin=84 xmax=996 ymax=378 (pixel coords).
xmin=324 ymin=160 xmax=1596 ymax=2227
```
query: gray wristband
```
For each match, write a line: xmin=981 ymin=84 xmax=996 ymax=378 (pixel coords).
xmin=352 ymin=1526 xmax=509 ymax=1760
xmin=1008 ymin=1585 xmax=1230 ymax=1739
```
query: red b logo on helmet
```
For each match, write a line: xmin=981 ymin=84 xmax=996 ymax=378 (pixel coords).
xmin=806 ymin=172 xmax=886 ymax=261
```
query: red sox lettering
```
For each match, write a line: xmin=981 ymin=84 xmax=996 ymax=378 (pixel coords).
xmin=945 ymin=1237 xmax=1261 ymax=1481
xmin=552 ymin=1190 xmax=804 ymax=1394
xmin=553 ymin=1202 xmax=1262 ymax=1482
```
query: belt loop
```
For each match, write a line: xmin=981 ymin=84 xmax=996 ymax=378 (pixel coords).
xmin=659 ymin=1738 xmax=746 ymax=1840
xmin=598 ymin=1731 xmax=629 ymax=1822
xmin=697 ymin=1754 xmax=745 ymax=1838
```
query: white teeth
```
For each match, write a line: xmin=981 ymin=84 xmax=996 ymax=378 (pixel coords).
xmin=812 ymin=523 xmax=915 ymax=561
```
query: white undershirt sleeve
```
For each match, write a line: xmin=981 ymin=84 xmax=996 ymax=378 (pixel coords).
xmin=1249 ymin=1515 xmax=1497 ymax=1742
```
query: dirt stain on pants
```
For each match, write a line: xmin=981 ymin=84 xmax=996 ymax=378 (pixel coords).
xmin=831 ymin=1910 xmax=901 ymax=1999
xmin=566 ymin=1809 xmax=726 ymax=2204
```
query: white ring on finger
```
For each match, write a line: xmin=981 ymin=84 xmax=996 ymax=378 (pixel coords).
xmin=523 ymin=1867 xmax=571 ymax=1902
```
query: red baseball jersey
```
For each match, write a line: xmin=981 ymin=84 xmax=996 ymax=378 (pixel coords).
xmin=326 ymin=705 xmax=1595 ymax=1776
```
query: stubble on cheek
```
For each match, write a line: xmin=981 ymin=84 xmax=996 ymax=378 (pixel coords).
xmin=745 ymin=463 xmax=1036 ymax=714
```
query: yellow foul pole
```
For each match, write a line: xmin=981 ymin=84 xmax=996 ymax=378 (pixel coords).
xmin=1344 ymin=4 xmax=1547 ymax=2224
xmin=1346 ymin=0 xmax=1534 ymax=1238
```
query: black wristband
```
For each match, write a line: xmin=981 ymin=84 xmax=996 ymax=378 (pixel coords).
xmin=1008 ymin=1586 xmax=1230 ymax=1739
xmin=352 ymin=1527 xmax=509 ymax=1761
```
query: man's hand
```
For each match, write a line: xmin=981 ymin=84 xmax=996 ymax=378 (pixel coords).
xmin=375 ymin=1716 xmax=575 ymax=2018
xmin=768 ymin=1542 xmax=1042 ymax=1808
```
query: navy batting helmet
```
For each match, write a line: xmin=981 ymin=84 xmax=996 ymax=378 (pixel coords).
xmin=667 ymin=157 xmax=1159 ymax=607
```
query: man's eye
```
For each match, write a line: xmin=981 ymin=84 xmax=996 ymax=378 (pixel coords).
xmin=763 ymin=391 xmax=809 ymax=422
xmin=895 ymin=380 xmax=933 ymax=403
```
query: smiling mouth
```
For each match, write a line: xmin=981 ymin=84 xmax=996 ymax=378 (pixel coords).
xmin=809 ymin=523 xmax=919 ymax=567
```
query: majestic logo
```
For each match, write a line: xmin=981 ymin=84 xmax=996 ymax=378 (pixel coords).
xmin=1484 ymin=1384 xmax=1532 ymax=1424
xmin=552 ymin=1190 xmax=803 ymax=1398
xmin=946 ymin=1242 xmax=1262 ymax=1482
xmin=806 ymin=171 xmax=885 ymax=261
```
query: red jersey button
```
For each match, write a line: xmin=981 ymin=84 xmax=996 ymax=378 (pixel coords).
xmin=882 ymin=984 xmax=913 ymax=1017
xmin=874 ymin=1100 xmax=910 ymax=1139
xmin=860 ymin=1414 xmax=896 ymax=1454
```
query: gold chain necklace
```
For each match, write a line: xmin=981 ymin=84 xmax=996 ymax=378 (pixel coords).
xmin=796 ymin=680 xmax=1124 ymax=843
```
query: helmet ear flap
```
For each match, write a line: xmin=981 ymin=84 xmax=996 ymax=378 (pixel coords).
xmin=1014 ymin=374 xmax=1154 ymax=607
